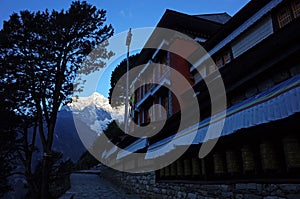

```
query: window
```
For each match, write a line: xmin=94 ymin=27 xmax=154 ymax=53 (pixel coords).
xmin=137 ymin=112 xmax=140 ymax=125
xmin=135 ymin=90 xmax=139 ymax=102
xmin=149 ymin=101 xmax=156 ymax=121
xmin=168 ymin=90 xmax=173 ymax=116
xmin=215 ymin=56 xmax=223 ymax=68
xmin=199 ymin=67 xmax=206 ymax=78
xmin=223 ymin=51 xmax=232 ymax=64
xmin=153 ymin=68 xmax=156 ymax=84
xmin=215 ymin=51 xmax=232 ymax=68
xmin=141 ymin=108 xmax=145 ymax=124
xmin=208 ymin=64 xmax=217 ymax=74
xmin=158 ymin=97 xmax=162 ymax=118
xmin=161 ymin=64 xmax=167 ymax=77
xmin=145 ymin=81 xmax=150 ymax=93
xmin=139 ymin=86 xmax=142 ymax=100
xmin=145 ymin=109 xmax=150 ymax=123
xmin=163 ymin=97 xmax=168 ymax=116
xmin=292 ymin=0 xmax=300 ymax=18
xmin=212 ymin=50 xmax=233 ymax=74
xmin=157 ymin=63 xmax=161 ymax=79
xmin=143 ymin=81 xmax=146 ymax=97
xmin=277 ymin=6 xmax=293 ymax=28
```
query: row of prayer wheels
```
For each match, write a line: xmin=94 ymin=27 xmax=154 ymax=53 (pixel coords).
xmin=283 ymin=135 xmax=300 ymax=170
xmin=159 ymin=158 xmax=203 ymax=177
xmin=213 ymin=135 xmax=300 ymax=175
xmin=159 ymin=134 xmax=300 ymax=178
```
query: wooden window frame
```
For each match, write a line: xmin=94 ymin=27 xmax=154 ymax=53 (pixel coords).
xmin=199 ymin=67 xmax=206 ymax=79
xmin=145 ymin=108 xmax=150 ymax=123
xmin=158 ymin=96 xmax=162 ymax=118
xmin=137 ymin=111 xmax=140 ymax=125
xmin=163 ymin=96 xmax=168 ymax=117
xmin=138 ymin=86 xmax=142 ymax=100
xmin=141 ymin=108 xmax=145 ymax=124
xmin=277 ymin=6 xmax=293 ymax=28
xmin=150 ymin=101 xmax=156 ymax=121
xmin=215 ymin=56 xmax=224 ymax=68
xmin=292 ymin=0 xmax=300 ymax=18
xmin=223 ymin=51 xmax=232 ymax=64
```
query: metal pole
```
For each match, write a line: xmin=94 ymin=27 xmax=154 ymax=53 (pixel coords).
xmin=125 ymin=28 xmax=132 ymax=134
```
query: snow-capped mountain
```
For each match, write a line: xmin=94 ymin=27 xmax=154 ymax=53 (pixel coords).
xmin=68 ymin=92 xmax=112 ymax=111
xmin=66 ymin=92 xmax=124 ymax=132
xmin=35 ymin=92 xmax=125 ymax=162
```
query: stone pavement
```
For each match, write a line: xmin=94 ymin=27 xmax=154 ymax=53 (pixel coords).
xmin=59 ymin=172 xmax=140 ymax=199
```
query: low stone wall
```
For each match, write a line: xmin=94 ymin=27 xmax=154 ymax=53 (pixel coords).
xmin=99 ymin=165 xmax=300 ymax=199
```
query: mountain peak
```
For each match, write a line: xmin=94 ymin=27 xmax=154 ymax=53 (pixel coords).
xmin=63 ymin=92 xmax=124 ymax=124
xmin=91 ymin=92 xmax=106 ymax=99
xmin=68 ymin=92 xmax=110 ymax=111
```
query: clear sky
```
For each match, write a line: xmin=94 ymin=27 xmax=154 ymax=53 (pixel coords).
xmin=0 ymin=0 xmax=250 ymax=97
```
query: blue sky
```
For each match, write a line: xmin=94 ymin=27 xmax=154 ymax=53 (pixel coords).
xmin=0 ymin=0 xmax=250 ymax=97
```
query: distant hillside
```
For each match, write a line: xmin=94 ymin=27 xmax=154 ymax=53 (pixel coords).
xmin=34 ymin=92 xmax=124 ymax=162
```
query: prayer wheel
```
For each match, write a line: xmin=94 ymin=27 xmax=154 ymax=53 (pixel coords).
xmin=159 ymin=168 xmax=165 ymax=177
xmin=260 ymin=141 xmax=280 ymax=171
xmin=176 ymin=159 xmax=184 ymax=176
xmin=226 ymin=149 xmax=241 ymax=174
xmin=201 ymin=159 xmax=207 ymax=176
xmin=164 ymin=165 xmax=170 ymax=177
xmin=191 ymin=158 xmax=201 ymax=176
xmin=283 ymin=135 xmax=300 ymax=169
xmin=241 ymin=145 xmax=256 ymax=173
xmin=213 ymin=151 xmax=226 ymax=174
xmin=184 ymin=159 xmax=192 ymax=176
xmin=170 ymin=162 xmax=177 ymax=176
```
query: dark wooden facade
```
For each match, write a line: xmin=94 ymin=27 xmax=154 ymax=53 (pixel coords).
xmin=117 ymin=0 xmax=300 ymax=183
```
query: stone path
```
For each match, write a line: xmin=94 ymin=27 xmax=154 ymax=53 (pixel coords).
xmin=59 ymin=172 xmax=140 ymax=199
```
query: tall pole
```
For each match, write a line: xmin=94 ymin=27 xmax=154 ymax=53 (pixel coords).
xmin=125 ymin=28 xmax=132 ymax=134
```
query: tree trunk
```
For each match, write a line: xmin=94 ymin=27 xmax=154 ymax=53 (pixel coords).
xmin=40 ymin=154 xmax=50 ymax=199
xmin=21 ymin=121 xmax=39 ymax=197
xmin=40 ymin=121 xmax=56 ymax=199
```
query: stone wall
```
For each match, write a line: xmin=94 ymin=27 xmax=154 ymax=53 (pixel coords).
xmin=99 ymin=165 xmax=300 ymax=199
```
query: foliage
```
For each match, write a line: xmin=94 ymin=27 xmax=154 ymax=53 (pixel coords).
xmin=0 ymin=1 xmax=114 ymax=197
xmin=0 ymin=70 xmax=20 ymax=197
xmin=108 ymin=54 xmax=140 ymax=107
xmin=0 ymin=111 xmax=18 ymax=197
xmin=0 ymin=75 xmax=40 ymax=197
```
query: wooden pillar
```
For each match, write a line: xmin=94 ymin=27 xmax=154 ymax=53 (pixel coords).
xmin=241 ymin=144 xmax=257 ymax=173
xmin=260 ymin=141 xmax=280 ymax=171
xmin=191 ymin=158 xmax=201 ymax=176
xmin=184 ymin=159 xmax=192 ymax=176
xmin=176 ymin=159 xmax=184 ymax=177
xmin=213 ymin=151 xmax=226 ymax=175
xmin=226 ymin=149 xmax=241 ymax=174
xmin=283 ymin=135 xmax=300 ymax=170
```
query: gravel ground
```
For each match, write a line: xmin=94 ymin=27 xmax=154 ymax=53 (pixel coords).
xmin=59 ymin=172 xmax=140 ymax=199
